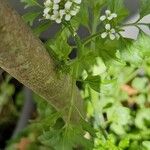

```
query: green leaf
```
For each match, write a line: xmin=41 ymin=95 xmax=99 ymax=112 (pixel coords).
xmin=38 ymin=125 xmax=93 ymax=150
xmin=131 ymin=77 xmax=148 ymax=92
xmin=84 ymin=75 xmax=101 ymax=93
xmin=45 ymin=28 xmax=71 ymax=61
xmin=107 ymin=0 xmax=128 ymax=22
xmin=142 ymin=141 xmax=150 ymax=150
xmin=81 ymin=119 xmax=96 ymax=137
xmin=80 ymin=51 xmax=97 ymax=72
xmin=33 ymin=21 xmax=52 ymax=37
xmin=140 ymin=0 xmax=150 ymax=17
xmin=135 ymin=109 xmax=150 ymax=130
xmin=72 ymin=1 xmax=89 ymax=28
xmin=119 ymin=137 xmax=130 ymax=149
xmin=22 ymin=11 xmax=40 ymax=26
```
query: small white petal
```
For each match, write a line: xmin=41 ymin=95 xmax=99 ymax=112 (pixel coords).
xmin=101 ymin=32 xmax=108 ymax=38
xmin=74 ymin=0 xmax=82 ymax=4
xmin=70 ymin=10 xmax=77 ymax=16
xmin=115 ymin=33 xmax=120 ymax=40
xmin=44 ymin=0 xmax=52 ymax=7
xmin=43 ymin=7 xmax=50 ymax=14
xmin=56 ymin=18 xmax=62 ymax=23
xmin=105 ymin=24 xmax=111 ymax=30
xmin=109 ymin=33 xmax=116 ymax=40
xmin=59 ymin=10 xmax=65 ymax=16
xmin=111 ymin=13 xmax=117 ymax=18
xmin=110 ymin=28 xmax=116 ymax=34
xmin=53 ymin=10 xmax=58 ymax=15
xmin=105 ymin=10 xmax=111 ymax=15
xmin=100 ymin=15 xmax=106 ymax=21
xmin=53 ymin=4 xmax=59 ymax=10
xmin=54 ymin=0 xmax=60 ymax=3
xmin=65 ymin=1 xmax=73 ymax=9
xmin=65 ymin=14 xmax=71 ymax=21
xmin=107 ymin=16 xmax=113 ymax=20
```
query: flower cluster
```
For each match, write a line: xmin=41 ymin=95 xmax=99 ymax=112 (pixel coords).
xmin=43 ymin=0 xmax=81 ymax=23
xmin=101 ymin=24 xmax=120 ymax=40
xmin=100 ymin=10 xmax=120 ymax=40
xmin=100 ymin=10 xmax=117 ymax=21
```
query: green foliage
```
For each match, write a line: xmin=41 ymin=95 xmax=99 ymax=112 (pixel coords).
xmin=23 ymin=11 xmax=40 ymax=25
xmin=33 ymin=20 xmax=52 ymax=37
xmin=7 ymin=0 xmax=150 ymax=149
xmin=0 ymin=75 xmax=15 ymax=111
xmin=140 ymin=0 xmax=150 ymax=17
xmin=107 ymin=0 xmax=128 ymax=22
xmin=84 ymin=75 xmax=101 ymax=93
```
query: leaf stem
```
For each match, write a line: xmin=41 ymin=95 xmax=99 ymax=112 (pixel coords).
xmin=82 ymin=31 xmax=101 ymax=46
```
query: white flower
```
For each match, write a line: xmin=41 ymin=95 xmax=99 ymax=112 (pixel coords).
xmin=100 ymin=9 xmax=117 ymax=21
xmin=44 ymin=0 xmax=59 ymax=10
xmin=43 ymin=7 xmax=50 ymax=15
xmin=64 ymin=2 xmax=80 ymax=21
xmin=51 ymin=10 xmax=64 ymax=23
xmin=44 ymin=0 xmax=52 ymax=7
xmin=101 ymin=24 xmax=120 ymax=40
xmin=65 ymin=1 xmax=73 ymax=9
xmin=43 ymin=0 xmax=81 ymax=23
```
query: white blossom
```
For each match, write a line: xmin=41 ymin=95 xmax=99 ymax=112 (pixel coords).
xmin=43 ymin=0 xmax=81 ymax=23
xmin=101 ymin=24 xmax=120 ymax=40
xmin=100 ymin=9 xmax=117 ymax=21
xmin=51 ymin=10 xmax=64 ymax=23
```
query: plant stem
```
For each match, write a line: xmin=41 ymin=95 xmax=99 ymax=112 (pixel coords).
xmin=67 ymin=76 xmax=76 ymax=124
xmin=90 ymin=16 xmax=98 ymax=50
xmin=63 ymin=22 xmax=82 ymax=124
xmin=82 ymin=31 xmax=101 ymax=46
xmin=34 ymin=1 xmax=44 ymax=8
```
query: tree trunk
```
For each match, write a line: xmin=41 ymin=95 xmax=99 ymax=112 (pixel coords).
xmin=0 ymin=0 xmax=84 ymax=122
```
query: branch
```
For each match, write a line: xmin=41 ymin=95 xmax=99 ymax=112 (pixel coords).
xmin=0 ymin=0 xmax=84 ymax=122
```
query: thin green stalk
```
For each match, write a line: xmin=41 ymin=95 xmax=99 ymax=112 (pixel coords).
xmin=82 ymin=31 xmax=101 ymax=46
xmin=90 ymin=16 xmax=98 ymax=50
xmin=60 ymin=22 xmax=82 ymax=125
xmin=67 ymin=76 xmax=76 ymax=125
xmin=63 ymin=22 xmax=83 ymax=58
xmin=33 ymin=0 xmax=44 ymax=8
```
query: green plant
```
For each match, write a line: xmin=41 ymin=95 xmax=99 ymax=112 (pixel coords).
xmin=4 ymin=0 xmax=150 ymax=149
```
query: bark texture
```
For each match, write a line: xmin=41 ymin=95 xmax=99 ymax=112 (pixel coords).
xmin=0 ymin=0 xmax=84 ymax=122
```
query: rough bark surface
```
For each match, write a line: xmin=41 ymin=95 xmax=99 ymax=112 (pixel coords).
xmin=0 ymin=0 xmax=84 ymax=122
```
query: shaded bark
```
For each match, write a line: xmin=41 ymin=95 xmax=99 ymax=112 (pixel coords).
xmin=0 ymin=0 xmax=84 ymax=122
